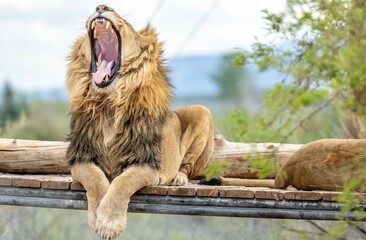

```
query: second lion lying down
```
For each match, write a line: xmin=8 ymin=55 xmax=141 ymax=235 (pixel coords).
xmin=203 ymin=139 xmax=366 ymax=193
xmin=66 ymin=5 xmax=213 ymax=239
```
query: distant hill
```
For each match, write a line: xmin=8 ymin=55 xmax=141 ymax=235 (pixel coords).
xmin=167 ymin=55 xmax=221 ymax=98
xmin=167 ymin=54 xmax=282 ymax=98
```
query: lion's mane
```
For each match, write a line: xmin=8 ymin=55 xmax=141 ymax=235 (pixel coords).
xmin=66 ymin=26 xmax=172 ymax=181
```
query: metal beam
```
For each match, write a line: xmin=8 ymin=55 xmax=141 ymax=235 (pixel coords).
xmin=0 ymin=187 xmax=365 ymax=221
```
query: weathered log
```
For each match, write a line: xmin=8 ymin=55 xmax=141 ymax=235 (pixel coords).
xmin=206 ymin=135 xmax=302 ymax=178
xmin=0 ymin=138 xmax=70 ymax=174
xmin=0 ymin=135 xmax=303 ymax=178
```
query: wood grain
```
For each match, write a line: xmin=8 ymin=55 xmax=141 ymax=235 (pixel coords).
xmin=0 ymin=135 xmax=303 ymax=178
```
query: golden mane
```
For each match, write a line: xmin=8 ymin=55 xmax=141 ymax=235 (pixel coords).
xmin=66 ymin=22 xmax=172 ymax=180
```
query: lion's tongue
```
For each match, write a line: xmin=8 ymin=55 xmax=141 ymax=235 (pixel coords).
xmin=92 ymin=60 xmax=115 ymax=84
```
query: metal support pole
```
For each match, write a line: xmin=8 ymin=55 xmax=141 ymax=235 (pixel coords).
xmin=0 ymin=187 xmax=365 ymax=221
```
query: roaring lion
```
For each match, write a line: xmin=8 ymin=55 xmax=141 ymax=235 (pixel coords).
xmin=66 ymin=5 xmax=214 ymax=239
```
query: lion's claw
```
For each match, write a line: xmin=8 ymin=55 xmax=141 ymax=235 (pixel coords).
xmin=171 ymin=172 xmax=188 ymax=186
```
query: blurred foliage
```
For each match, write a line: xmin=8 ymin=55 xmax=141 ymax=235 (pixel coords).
xmin=203 ymin=160 xmax=231 ymax=180
xmin=0 ymin=82 xmax=28 ymax=132
xmin=235 ymin=0 xmax=366 ymax=140
xmin=0 ymin=101 xmax=69 ymax=141
xmin=215 ymin=107 xmax=344 ymax=144
xmin=223 ymin=0 xmax=366 ymax=238
xmin=252 ymin=157 xmax=277 ymax=179
xmin=212 ymin=53 xmax=251 ymax=103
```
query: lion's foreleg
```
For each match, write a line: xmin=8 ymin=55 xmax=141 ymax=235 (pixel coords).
xmin=95 ymin=165 xmax=159 ymax=239
xmin=71 ymin=163 xmax=110 ymax=230
xmin=173 ymin=105 xmax=214 ymax=185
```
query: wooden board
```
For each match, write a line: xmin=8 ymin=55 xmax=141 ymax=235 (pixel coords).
xmin=1 ymin=173 xmax=365 ymax=203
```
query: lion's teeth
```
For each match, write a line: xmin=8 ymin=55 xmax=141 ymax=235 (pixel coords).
xmin=111 ymin=29 xmax=115 ymax=35
xmin=91 ymin=21 xmax=95 ymax=30
xmin=106 ymin=21 xmax=110 ymax=29
xmin=102 ymin=75 xmax=109 ymax=83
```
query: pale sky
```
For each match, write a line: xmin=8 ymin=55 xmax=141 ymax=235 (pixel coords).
xmin=0 ymin=0 xmax=286 ymax=91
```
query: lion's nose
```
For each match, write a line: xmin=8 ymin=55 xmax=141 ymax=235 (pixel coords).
xmin=96 ymin=5 xmax=111 ymax=13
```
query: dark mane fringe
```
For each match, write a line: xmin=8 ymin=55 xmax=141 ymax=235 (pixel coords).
xmin=66 ymin=24 xmax=172 ymax=181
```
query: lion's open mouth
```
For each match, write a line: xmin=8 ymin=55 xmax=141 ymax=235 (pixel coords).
xmin=90 ymin=17 xmax=121 ymax=88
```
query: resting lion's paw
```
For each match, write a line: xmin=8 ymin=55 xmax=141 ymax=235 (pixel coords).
xmin=171 ymin=172 xmax=188 ymax=186
xmin=95 ymin=198 xmax=127 ymax=240
xmin=95 ymin=210 xmax=126 ymax=240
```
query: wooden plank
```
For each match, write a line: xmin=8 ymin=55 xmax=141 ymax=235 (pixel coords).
xmin=195 ymin=186 xmax=219 ymax=197
xmin=0 ymin=136 xmax=302 ymax=178
xmin=0 ymin=174 xmax=13 ymax=186
xmin=13 ymin=178 xmax=41 ymax=188
xmin=168 ymin=186 xmax=197 ymax=197
xmin=70 ymin=182 xmax=85 ymax=191
xmin=41 ymin=175 xmax=72 ymax=190
xmin=321 ymin=192 xmax=341 ymax=202
xmin=284 ymin=191 xmax=323 ymax=201
xmin=255 ymin=188 xmax=284 ymax=201
xmin=220 ymin=187 xmax=255 ymax=198
xmin=137 ymin=186 xmax=169 ymax=195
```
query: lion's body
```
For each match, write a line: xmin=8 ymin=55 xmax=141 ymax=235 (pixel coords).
xmin=204 ymin=139 xmax=366 ymax=193
xmin=66 ymin=5 xmax=213 ymax=239
xmin=274 ymin=139 xmax=366 ymax=191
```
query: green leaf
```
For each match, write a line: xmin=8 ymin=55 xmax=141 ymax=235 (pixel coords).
xmin=252 ymin=157 xmax=277 ymax=179
xmin=232 ymin=54 xmax=247 ymax=66
xmin=204 ymin=160 xmax=231 ymax=180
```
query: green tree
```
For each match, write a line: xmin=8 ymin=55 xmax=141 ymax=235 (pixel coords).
xmin=236 ymin=0 xmax=366 ymax=140
xmin=231 ymin=0 xmax=366 ymax=238
xmin=1 ymin=102 xmax=69 ymax=140
xmin=212 ymin=53 xmax=252 ymax=104
xmin=0 ymin=82 xmax=28 ymax=130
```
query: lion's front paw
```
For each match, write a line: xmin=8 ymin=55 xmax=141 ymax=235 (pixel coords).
xmin=95 ymin=199 xmax=127 ymax=239
xmin=171 ymin=172 xmax=189 ymax=186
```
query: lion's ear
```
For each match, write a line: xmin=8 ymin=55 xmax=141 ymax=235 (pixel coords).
xmin=138 ymin=25 xmax=158 ymax=48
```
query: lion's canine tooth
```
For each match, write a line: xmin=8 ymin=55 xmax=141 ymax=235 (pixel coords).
xmin=105 ymin=75 xmax=109 ymax=81
xmin=91 ymin=21 xmax=95 ymax=30
xmin=106 ymin=21 xmax=110 ymax=29
xmin=111 ymin=29 xmax=115 ymax=35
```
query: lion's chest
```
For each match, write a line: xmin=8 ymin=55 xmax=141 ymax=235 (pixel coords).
xmin=96 ymin=108 xmax=118 ymax=147
xmin=102 ymin=121 xmax=116 ymax=147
